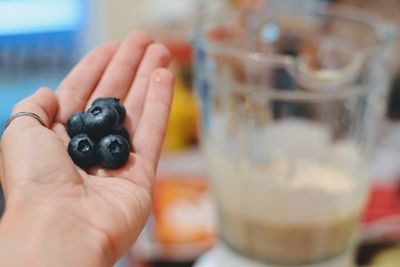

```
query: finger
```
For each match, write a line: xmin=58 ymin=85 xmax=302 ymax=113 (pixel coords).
xmin=0 ymin=90 xmax=56 ymax=196
xmin=6 ymin=87 xmax=58 ymax=130
xmin=51 ymin=122 xmax=70 ymax=148
xmin=0 ymin=154 xmax=6 ymax=198
xmin=87 ymin=32 xmax=154 ymax=106
xmin=1 ymin=89 xmax=81 ymax=191
xmin=124 ymin=43 xmax=171 ymax=134
xmin=132 ymin=69 xmax=174 ymax=170
xmin=56 ymin=42 xmax=119 ymax=123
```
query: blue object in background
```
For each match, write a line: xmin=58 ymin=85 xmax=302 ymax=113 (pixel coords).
xmin=0 ymin=0 xmax=89 ymax=134
xmin=0 ymin=0 xmax=90 ymax=216
xmin=0 ymin=0 xmax=87 ymax=35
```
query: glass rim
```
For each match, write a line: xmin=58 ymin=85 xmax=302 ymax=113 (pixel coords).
xmin=196 ymin=4 xmax=399 ymax=64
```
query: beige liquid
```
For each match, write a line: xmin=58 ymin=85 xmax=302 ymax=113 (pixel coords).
xmin=205 ymin=125 xmax=367 ymax=265
xmin=220 ymin=210 xmax=359 ymax=265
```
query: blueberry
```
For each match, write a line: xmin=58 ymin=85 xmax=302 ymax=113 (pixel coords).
xmin=84 ymin=103 xmax=119 ymax=138
xmin=97 ymin=134 xmax=130 ymax=169
xmin=68 ymin=134 xmax=97 ymax=168
xmin=92 ymin=97 xmax=126 ymax=123
xmin=66 ymin=112 xmax=85 ymax=138
xmin=112 ymin=124 xmax=130 ymax=142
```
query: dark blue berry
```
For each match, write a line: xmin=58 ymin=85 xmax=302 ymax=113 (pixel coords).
xmin=84 ymin=103 xmax=119 ymax=138
xmin=92 ymin=97 xmax=126 ymax=123
xmin=68 ymin=134 xmax=97 ymax=168
xmin=112 ymin=124 xmax=130 ymax=142
xmin=97 ymin=134 xmax=130 ymax=169
xmin=66 ymin=112 xmax=85 ymax=138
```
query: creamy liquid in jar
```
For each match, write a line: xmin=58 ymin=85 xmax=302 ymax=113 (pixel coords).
xmin=205 ymin=120 xmax=368 ymax=265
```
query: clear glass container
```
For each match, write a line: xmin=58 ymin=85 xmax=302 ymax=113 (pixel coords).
xmin=194 ymin=1 xmax=398 ymax=266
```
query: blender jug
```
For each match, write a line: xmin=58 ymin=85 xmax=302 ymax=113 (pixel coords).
xmin=194 ymin=1 xmax=398 ymax=266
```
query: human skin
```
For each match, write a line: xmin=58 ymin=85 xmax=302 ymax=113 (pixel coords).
xmin=0 ymin=31 xmax=174 ymax=267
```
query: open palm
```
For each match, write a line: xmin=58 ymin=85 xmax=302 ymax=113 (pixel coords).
xmin=0 ymin=32 xmax=174 ymax=265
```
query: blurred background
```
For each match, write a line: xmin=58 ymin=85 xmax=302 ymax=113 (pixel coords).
xmin=0 ymin=0 xmax=400 ymax=267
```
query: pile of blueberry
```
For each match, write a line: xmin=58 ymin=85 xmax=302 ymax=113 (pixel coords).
xmin=67 ymin=98 xmax=131 ymax=169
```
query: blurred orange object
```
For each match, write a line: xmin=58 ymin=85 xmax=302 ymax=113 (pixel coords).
xmin=152 ymin=176 xmax=216 ymax=245
xmin=230 ymin=0 xmax=264 ymax=9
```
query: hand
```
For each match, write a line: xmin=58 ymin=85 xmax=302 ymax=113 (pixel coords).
xmin=0 ymin=31 xmax=174 ymax=267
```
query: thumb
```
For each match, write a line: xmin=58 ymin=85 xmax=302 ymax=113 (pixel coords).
xmin=1 ymin=88 xmax=80 ymax=196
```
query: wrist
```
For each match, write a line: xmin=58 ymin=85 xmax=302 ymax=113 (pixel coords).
xmin=0 ymin=202 xmax=113 ymax=267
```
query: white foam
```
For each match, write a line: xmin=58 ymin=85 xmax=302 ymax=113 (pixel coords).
xmin=205 ymin=119 xmax=368 ymax=224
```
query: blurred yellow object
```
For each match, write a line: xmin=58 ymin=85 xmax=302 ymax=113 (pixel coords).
xmin=163 ymin=70 xmax=198 ymax=152
xmin=370 ymin=247 xmax=400 ymax=267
